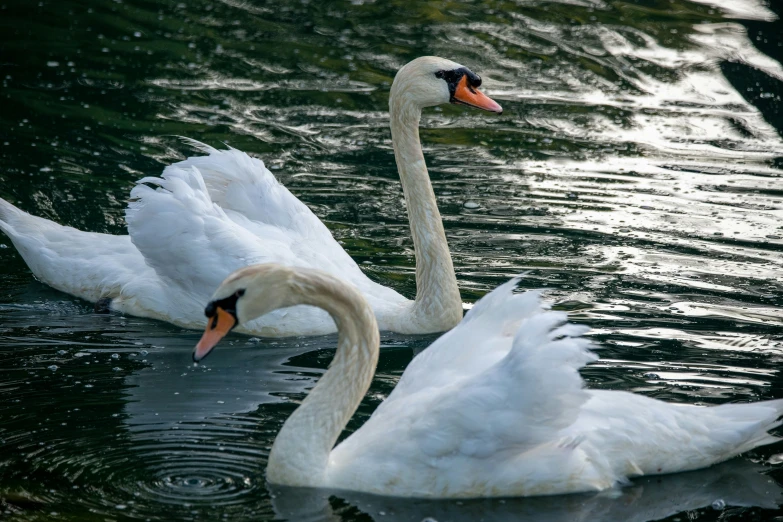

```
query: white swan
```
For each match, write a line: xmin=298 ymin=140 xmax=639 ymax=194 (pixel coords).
xmin=193 ymin=263 xmax=783 ymax=499
xmin=0 ymin=56 xmax=502 ymax=336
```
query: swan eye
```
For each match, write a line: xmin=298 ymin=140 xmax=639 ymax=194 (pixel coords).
xmin=465 ymin=70 xmax=482 ymax=88
xmin=205 ymin=289 xmax=244 ymax=323
xmin=435 ymin=68 xmax=463 ymax=87
xmin=436 ymin=67 xmax=481 ymax=98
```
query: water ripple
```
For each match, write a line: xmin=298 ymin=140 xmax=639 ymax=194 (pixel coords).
xmin=1 ymin=0 xmax=782 ymax=520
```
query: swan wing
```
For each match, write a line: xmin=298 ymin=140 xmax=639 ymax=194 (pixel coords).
xmin=361 ymin=304 xmax=595 ymax=451
xmin=379 ymin=279 xmax=550 ymax=405
xmin=132 ymin=144 xmax=406 ymax=317
xmin=172 ymin=141 xmax=322 ymax=232
xmin=166 ymin=141 xmax=367 ymax=277
xmin=125 ymin=160 xmax=398 ymax=335
xmin=127 ymin=164 xmax=295 ymax=297
xmin=328 ymin=284 xmax=608 ymax=496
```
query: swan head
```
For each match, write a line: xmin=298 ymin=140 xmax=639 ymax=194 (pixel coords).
xmin=193 ymin=264 xmax=302 ymax=362
xmin=391 ymin=56 xmax=502 ymax=114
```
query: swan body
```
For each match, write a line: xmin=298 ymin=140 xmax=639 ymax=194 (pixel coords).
xmin=271 ymin=460 xmax=783 ymax=521
xmin=0 ymin=56 xmax=501 ymax=336
xmin=193 ymin=263 xmax=783 ymax=499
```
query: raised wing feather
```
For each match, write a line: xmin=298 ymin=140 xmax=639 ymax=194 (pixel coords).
xmin=370 ymin=304 xmax=594 ymax=456
xmin=127 ymin=164 xmax=291 ymax=295
xmin=126 ymin=164 xmax=341 ymax=334
xmin=328 ymin=283 xmax=601 ymax=495
xmin=173 ymin=140 xmax=319 ymax=231
xmin=170 ymin=141 xmax=364 ymax=274
xmin=136 ymin=144 xmax=402 ymax=305
xmin=125 ymin=148 xmax=407 ymax=334
xmin=378 ymin=279 xmax=549 ymax=407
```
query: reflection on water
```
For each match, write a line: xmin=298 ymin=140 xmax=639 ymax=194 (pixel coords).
xmin=273 ymin=459 xmax=782 ymax=521
xmin=1 ymin=0 xmax=783 ymax=520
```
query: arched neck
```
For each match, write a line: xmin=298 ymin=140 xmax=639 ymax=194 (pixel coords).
xmin=388 ymin=94 xmax=462 ymax=332
xmin=266 ymin=272 xmax=380 ymax=487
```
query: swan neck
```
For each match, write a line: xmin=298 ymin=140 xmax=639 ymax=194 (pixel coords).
xmin=266 ymin=272 xmax=380 ymax=487
xmin=389 ymin=93 xmax=461 ymax=331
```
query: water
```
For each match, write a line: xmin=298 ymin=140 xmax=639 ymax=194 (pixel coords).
xmin=1 ymin=0 xmax=782 ymax=519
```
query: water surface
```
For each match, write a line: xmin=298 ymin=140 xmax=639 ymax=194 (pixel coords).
xmin=1 ymin=0 xmax=783 ymax=520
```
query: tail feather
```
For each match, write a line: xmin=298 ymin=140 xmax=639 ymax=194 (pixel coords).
xmin=0 ymin=197 xmax=25 ymax=236
xmin=712 ymin=399 xmax=783 ymax=456
xmin=0 ymin=197 xmax=69 ymax=244
xmin=0 ymin=196 xmax=148 ymax=304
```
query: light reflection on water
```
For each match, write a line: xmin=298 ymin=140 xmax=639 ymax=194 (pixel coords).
xmin=1 ymin=0 xmax=783 ymax=519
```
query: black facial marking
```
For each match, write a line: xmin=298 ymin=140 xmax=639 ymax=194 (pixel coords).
xmin=203 ymin=289 xmax=245 ymax=328
xmin=435 ymin=67 xmax=482 ymax=102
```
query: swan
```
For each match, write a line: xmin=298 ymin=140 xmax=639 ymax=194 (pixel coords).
xmin=192 ymin=263 xmax=783 ymax=498
xmin=0 ymin=56 xmax=502 ymax=336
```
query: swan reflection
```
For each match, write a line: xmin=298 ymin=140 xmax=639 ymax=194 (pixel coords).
xmin=272 ymin=459 xmax=781 ymax=522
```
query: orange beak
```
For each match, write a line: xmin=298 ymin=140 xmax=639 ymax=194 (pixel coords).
xmin=193 ymin=307 xmax=236 ymax=362
xmin=453 ymin=75 xmax=503 ymax=113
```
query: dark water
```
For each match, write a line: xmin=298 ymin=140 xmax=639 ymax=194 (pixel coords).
xmin=1 ymin=0 xmax=783 ymax=519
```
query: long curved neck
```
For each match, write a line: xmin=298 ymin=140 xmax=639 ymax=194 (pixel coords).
xmin=266 ymin=271 xmax=380 ymax=487
xmin=389 ymin=88 xmax=462 ymax=332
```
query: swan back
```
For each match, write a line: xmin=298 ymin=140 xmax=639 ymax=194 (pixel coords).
xmin=326 ymin=278 xmax=783 ymax=497
xmin=326 ymin=281 xmax=608 ymax=497
xmin=125 ymin=143 xmax=409 ymax=335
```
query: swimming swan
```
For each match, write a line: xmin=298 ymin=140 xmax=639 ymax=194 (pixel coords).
xmin=0 ymin=56 xmax=502 ymax=336
xmin=192 ymin=263 xmax=783 ymax=498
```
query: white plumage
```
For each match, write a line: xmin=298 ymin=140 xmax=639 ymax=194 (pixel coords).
xmin=196 ymin=264 xmax=783 ymax=498
xmin=126 ymin=142 xmax=407 ymax=335
xmin=0 ymin=56 xmax=505 ymax=336
xmin=0 ymin=147 xmax=402 ymax=335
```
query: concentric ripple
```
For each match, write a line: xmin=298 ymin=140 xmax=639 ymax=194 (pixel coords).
xmin=116 ymin=432 xmax=262 ymax=507
xmin=0 ymin=306 xmax=311 ymax=519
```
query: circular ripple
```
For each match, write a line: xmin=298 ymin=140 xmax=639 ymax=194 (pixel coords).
xmin=129 ymin=450 xmax=259 ymax=506
xmin=90 ymin=423 xmax=270 ymax=514
xmin=5 ymin=419 xmax=271 ymax=518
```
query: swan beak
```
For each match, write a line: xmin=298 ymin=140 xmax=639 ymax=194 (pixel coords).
xmin=193 ymin=307 xmax=236 ymax=362
xmin=453 ymin=76 xmax=503 ymax=114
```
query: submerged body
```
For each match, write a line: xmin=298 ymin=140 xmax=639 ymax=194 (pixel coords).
xmin=0 ymin=56 xmax=502 ymax=336
xmin=193 ymin=262 xmax=783 ymax=499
